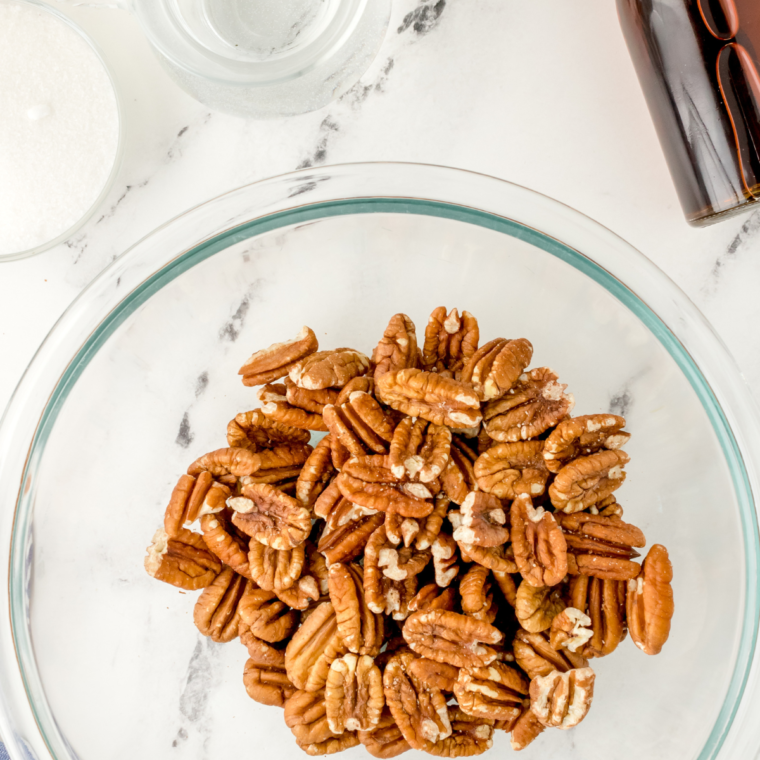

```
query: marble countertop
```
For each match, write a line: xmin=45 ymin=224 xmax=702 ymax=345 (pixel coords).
xmin=2 ymin=0 xmax=759 ymax=416
xmin=4 ymin=3 xmax=760 ymax=758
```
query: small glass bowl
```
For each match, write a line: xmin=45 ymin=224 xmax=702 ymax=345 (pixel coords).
xmin=0 ymin=163 xmax=759 ymax=760
xmin=132 ymin=0 xmax=392 ymax=117
xmin=0 ymin=0 xmax=123 ymax=263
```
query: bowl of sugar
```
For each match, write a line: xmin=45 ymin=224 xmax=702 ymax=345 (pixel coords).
xmin=0 ymin=0 xmax=122 ymax=262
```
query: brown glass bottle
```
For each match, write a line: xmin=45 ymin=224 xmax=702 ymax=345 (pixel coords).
xmin=618 ymin=0 xmax=760 ymax=225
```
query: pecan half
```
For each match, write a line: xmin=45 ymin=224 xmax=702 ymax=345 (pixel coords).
xmin=258 ymin=381 xmax=287 ymax=402
xmin=440 ymin=439 xmax=478 ymax=505
xmin=199 ymin=511 xmax=251 ymax=579
xmin=482 ymin=368 xmax=574 ymax=442
xmin=452 ymin=491 xmax=509 ymax=548
xmin=322 ymin=497 xmax=380 ymax=536
xmin=556 ymin=511 xmax=644 ymax=580
xmin=306 ymin=540 xmax=331 ymax=596
xmin=413 ymin=494 xmax=451 ymax=551
xmin=239 ymin=587 xmax=298 ymax=643
xmin=425 ymin=707 xmax=494 ymax=757
xmin=297 ymin=734 xmax=360 ymax=756
xmin=285 ymin=601 xmax=348 ymax=692
xmin=460 ymin=338 xmax=533 ymax=401
xmin=239 ymin=326 xmax=319 ymax=386
xmin=238 ymin=471 xmax=300 ymax=495
xmin=276 ymin=576 xmax=321 ymax=611
xmin=509 ymin=707 xmax=545 ymax=751
xmin=296 ymin=436 xmax=336 ymax=511
xmin=323 ymin=392 xmax=396 ymax=457
xmin=329 ymin=562 xmax=384 ymax=656
xmin=163 ymin=472 xmax=216 ymax=537
xmin=385 ymin=512 xmax=421 ymax=548
xmin=460 ymin=540 xmax=518 ymax=575
xmin=249 ymin=541 xmax=304 ymax=592
xmin=144 ymin=528 xmax=222 ymax=590
xmin=454 ymin=662 xmax=529 ymax=722
xmin=337 ymin=456 xmax=433 ymax=519
xmin=510 ymin=494 xmax=567 ymax=587
xmin=259 ymin=382 xmax=329 ymax=431
xmin=193 ymin=566 xmax=250 ymax=642
xmin=403 ymin=609 xmax=502 ymax=668
xmin=330 ymin=433 xmax=352 ymax=470
xmin=187 ymin=447 xmax=260 ymax=481
xmin=365 ymin=525 xmax=419 ymax=619
xmin=372 ymin=313 xmax=420 ymax=379
xmin=242 ymin=637 xmax=296 ymax=707
xmin=376 ymin=369 xmax=482 ymax=429
xmin=409 ymin=585 xmax=457 ymax=614
xmin=421 ymin=307 xmax=479 ymax=374
xmin=196 ymin=444 xmax=313 ymax=485
xmin=325 ymin=653 xmax=384 ymax=733
xmin=549 ymin=607 xmax=593 ymax=655
xmin=284 ymin=688 xmax=342 ymax=746
xmin=388 ymin=417 xmax=451 ymax=484
xmin=529 ymin=667 xmax=595 ymax=729
xmin=366 ymin=523 xmax=427 ymax=585
xmin=512 ymin=629 xmax=588 ymax=679
xmin=276 ymin=543 xmax=325 ymax=610
xmin=543 ymin=414 xmax=630 ymax=473
xmin=407 ymin=657 xmax=460 ymax=692
xmin=290 ymin=348 xmax=371 ymax=390
xmin=377 ymin=540 xmax=431 ymax=583
xmin=358 ymin=707 xmax=411 ymax=758
xmin=473 ymin=441 xmax=549 ymax=500
xmin=314 ymin=480 xmax=361 ymax=524
xmin=569 ymin=575 xmax=627 ymax=657
xmin=593 ymin=494 xmax=624 ymax=519
xmin=230 ymin=483 xmax=311 ymax=550
xmin=431 ymin=532 xmax=460 ymax=587
xmin=285 ymin=377 xmax=340 ymax=414
xmin=493 ymin=714 xmax=520 ymax=734
xmin=318 ymin=511 xmax=385 ymax=566
xmin=627 ymin=544 xmax=674 ymax=655
xmin=336 ymin=376 xmax=375 ymax=404
xmin=549 ymin=450 xmax=630 ymax=513
xmin=253 ymin=443 xmax=314 ymax=476
xmin=383 ymin=651 xmax=452 ymax=749
xmin=379 ymin=577 xmax=418 ymax=622
xmin=514 ymin=581 xmax=565 ymax=633
xmin=460 ymin=565 xmax=497 ymax=623
xmin=169 ymin=474 xmax=221 ymax=531
xmin=227 ymin=409 xmax=312 ymax=452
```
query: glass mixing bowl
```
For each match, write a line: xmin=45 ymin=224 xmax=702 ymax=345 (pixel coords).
xmin=1 ymin=163 xmax=760 ymax=760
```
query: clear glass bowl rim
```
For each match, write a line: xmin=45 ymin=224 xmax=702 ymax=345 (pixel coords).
xmin=0 ymin=0 xmax=124 ymax=263
xmin=1 ymin=162 xmax=759 ymax=759
xmin=133 ymin=0 xmax=380 ymax=86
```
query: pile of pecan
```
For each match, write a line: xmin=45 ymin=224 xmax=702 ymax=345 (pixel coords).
xmin=145 ymin=308 xmax=675 ymax=757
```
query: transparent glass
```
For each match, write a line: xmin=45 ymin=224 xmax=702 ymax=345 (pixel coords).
xmin=62 ymin=0 xmax=391 ymax=118
xmin=0 ymin=0 xmax=123 ymax=262
xmin=617 ymin=0 xmax=760 ymax=226
xmin=1 ymin=163 xmax=760 ymax=760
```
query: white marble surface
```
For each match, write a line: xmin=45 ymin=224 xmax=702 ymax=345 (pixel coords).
xmin=2 ymin=0 xmax=760 ymax=419
xmin=4 ymin=3 xmax=760 ymax=758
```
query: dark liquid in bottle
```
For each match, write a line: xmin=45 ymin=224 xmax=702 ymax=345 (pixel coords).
xmin=618 ymin=0 xmax=760 ymax=225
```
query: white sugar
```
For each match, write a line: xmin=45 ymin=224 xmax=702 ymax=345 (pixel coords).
xmin=0 ymin=1 xmax=119 ymax=256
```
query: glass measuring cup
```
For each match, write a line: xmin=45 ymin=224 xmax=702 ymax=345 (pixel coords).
xmin=59 ymin=0 xmax=391 ymax=118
